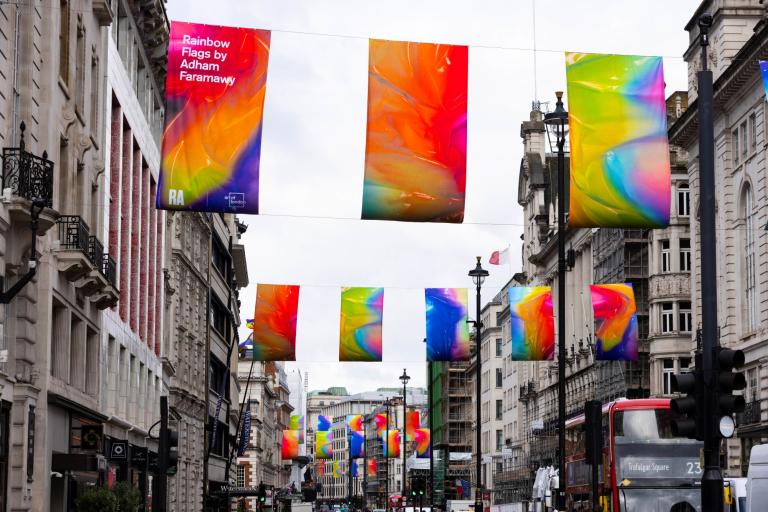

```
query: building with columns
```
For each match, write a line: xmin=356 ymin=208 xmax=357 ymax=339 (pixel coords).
xmin=668 ymin=0 xmax=768 ymax=475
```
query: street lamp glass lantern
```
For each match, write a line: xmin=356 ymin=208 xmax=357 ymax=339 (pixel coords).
xmin=543 ymin=91 xmax=569 ymax=154
xmin=399 ymin=369 xmax=410 ymax=385
xmin=468 ymin=256 xmax=489 ymax=287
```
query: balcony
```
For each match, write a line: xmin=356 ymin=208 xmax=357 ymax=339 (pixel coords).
xmin=737 ymin=400 xmax=762 ymax=428
xmin=56 ymin=215 xmax=92 ymax=281
xmin=1 ymin=124 xmax=57 ymax=234
xmin=91 ymin=254 xmax=119 ymax=310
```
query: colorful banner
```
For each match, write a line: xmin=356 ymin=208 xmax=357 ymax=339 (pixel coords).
xmin=159 ymin=22 xmax=270 ymax=213
xmin=382 ymin=429 xmax=401 ymax=458
xmin=237 ymin=409 xmax=252 ymax=457
xmin=566 ymin=52 xmax=670 ymax=228
xmin=317 ymin=415 xmax=331 ymax=431
xmin=414 ymin=428 xmax=431 ymax=458
xmin=374 ymin=413 xmax=388 ymax=436
xmin=289 ymin=415 xmax=305 ymax=431
xmin=252 ymin=284 xmax=300 ymax=361
xmin=339 ymin=287 xmax=384 ymax=361
xmin=316 ymin=461 xmax=325 ymax=477
xmin=315 ymin=431 xmax=334 ymax=459
xmin=350 ymin=459 xmax=359 ymax=478
xmin=281 ymin=430 xmax=299 ymax=460
xmin=349 ymin=431 xmax=365 ymax=458
xmin=590 ymin=283 xmax=639 ymax=361
xmin=298 ymin=429 xmax=305 ymax=445
xmin=333 ymin=460 xmax=343 ymax=478
xmin=367 ymin=457 xmax=378 ymax=477
xmin=362 ymin=39 xmax=469 ymax=223
xmin=761 ymin=61 xmax=768 ymax=97
xmin=346 ymin=415 xmax=363 ymax=432
xmin=509 ymin=287 xmax=555 ymax=361
xmin=425 ymin=288 xmax=471 ymax=361
xmin=405 ymin=410 xmax=420 ymax=441
xmin=245 ymin=318 xmax=254 ymax=329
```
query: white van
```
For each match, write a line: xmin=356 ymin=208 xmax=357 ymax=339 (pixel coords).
xmin=747 ymin=444 xmax=768 ymax=512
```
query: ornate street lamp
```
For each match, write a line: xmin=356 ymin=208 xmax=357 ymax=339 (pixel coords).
xmin=543 ymin=91 xmax=569 ymax=512
xmin=468 ymin=256 xmax=488 ymax=512
xmin=399 ymin=369 xmax=410 ymax=500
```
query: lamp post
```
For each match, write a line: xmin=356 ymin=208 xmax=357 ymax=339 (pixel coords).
xmin=543 ymin=91 xmax=569 ymax=512
xmin=385 ymin=397 xmax=393 ymax=512
xmin=468 ymin=257 xmax=488 ymax=512
xmin=400 ymin=369 xmax=411 ymax=502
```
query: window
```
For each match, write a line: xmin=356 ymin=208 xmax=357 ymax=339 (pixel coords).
xmin=741 ymin=121 xmax=748 ymax=159
xmin=679 ymin=301 xmax=692 ymax=332
xmin=209 ymin=356 xmax=228 ymax=398
xmin=212 ymin=236 xmax=231 ymax=280
xmin=495 ymin=338 xmax=502 ymax=357
xmin=661 ymin=240 xmax=671 ymax=273
xmin=211 ymin=297 xmax=228 ymax=337
xmin=496 ymin=429 xmax=503 ymax=451
xmin=743 ymin=185 xmax=757 ymax=332
xmin=680 ymin=357 xmax=691 ymax=371
xmin=750 ymin=113 xmax=757 ymax=153
xmin=680 ymin=239 xmax=691 ymax=272
xmin=495 ymin=368 xmax=503 ymax=388
xmin=734 ymin=129 xmax=740 ymax=165
xmin=747 ymin=368 xmax=759 ymax=403
xmin=661 ymin=303 xmax=674 ymax=333
xmin=677 ymin=183 xmax=690 ymax=217
xmin=662 ymin=359 xmax=675 ymax=395
xmin=237 ymin=465 xmax=245 ymax=487
xmin=495 ymin=399 xmax=503 ymax=420
xmin=59 ymin=1 xmax=70 ymax=84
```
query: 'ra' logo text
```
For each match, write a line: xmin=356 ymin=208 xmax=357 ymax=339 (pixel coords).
xmin=168 ymin=189 xmax=185 ymax=206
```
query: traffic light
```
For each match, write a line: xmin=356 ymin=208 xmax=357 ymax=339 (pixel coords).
xmin=410 ymin=476 xmax=425 ymax=497
xmin=258 ymin=482 xmax=266 ymax=503
xmin=166 ymin=428 xmax=179 ymax=475
xmin=714 ymin=346 xmax=746 ymax=438
xmin=671 ymin=353 xmax=705 ymax=440
xmin=584 ymin=400 xmax=602 ymax=467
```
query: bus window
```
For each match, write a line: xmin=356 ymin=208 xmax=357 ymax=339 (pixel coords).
xmin=614 ymin=409 xmax=676 ymax=441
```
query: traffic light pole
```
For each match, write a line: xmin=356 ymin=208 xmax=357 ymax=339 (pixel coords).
xmin=156 ymin=396 xmax=169 ymax=512
xmin=697 ymin=13 xmax=724 ymax=512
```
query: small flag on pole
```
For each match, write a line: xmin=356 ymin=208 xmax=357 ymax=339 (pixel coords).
xmin=489 ymin=248 xmax=509 ymax=265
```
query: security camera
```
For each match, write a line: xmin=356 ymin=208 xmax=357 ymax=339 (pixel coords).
xmin=50 ymin=472 xmax=63 ymax=478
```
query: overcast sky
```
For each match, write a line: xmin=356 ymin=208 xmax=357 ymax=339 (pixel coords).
xmin=166 ymin=0 xmax=699 ymax=394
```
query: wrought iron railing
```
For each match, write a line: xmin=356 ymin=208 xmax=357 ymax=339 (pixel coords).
xmin=57 ymin=215 xmax=89 ymax=253
xmin=102 ymin=254 xmax=118 ymax=289
xmin=88 ymin=236 xmax=104 ymax=269
xmin=737 ymin=400 xmax=761 ymax=426
xmin=1 ymin=123 xmax=53 ymax=207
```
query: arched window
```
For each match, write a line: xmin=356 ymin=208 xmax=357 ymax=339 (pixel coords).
xmin=742 ymin=184 xmax=757 ymax=331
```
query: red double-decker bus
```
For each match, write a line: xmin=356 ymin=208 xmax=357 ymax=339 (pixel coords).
xmin=564 ymin=398 xmax=703 ymax=511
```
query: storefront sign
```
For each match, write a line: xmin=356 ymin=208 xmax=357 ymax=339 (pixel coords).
xmin=109 ymin=440 xmax=128 ymax=461
xmin=81 ymin=425 xmax=103 ymax=451
xmin=131 ymin=445 xmax=148 ymax=468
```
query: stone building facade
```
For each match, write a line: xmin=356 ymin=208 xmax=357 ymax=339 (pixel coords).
xmin=668 ymin=0 xmax=768 ymax=475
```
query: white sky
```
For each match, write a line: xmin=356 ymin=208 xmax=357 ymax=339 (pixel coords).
xmin=166 ymin=0 xmax=699 ymax=394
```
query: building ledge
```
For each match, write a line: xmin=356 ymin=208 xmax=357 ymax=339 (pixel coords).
xmin=56 ymin=249 xmax=94 ymax=281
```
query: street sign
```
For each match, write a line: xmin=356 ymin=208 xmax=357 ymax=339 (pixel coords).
xmin=131 ymin=445 xmax=148 ymax=468
xmin=109 ymin=440 xmax=128 ymax=460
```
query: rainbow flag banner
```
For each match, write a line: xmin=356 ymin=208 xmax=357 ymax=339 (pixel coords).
xmin=382 ymin=429 xmax=401 ymax=458
xmin=362 ymin=39 xmax=469 ymax=223
xmin=333 ymin=460 xmax=344 ymax=478
xmin=761 ymin=61 xmax=768 ymax=97
xmin=252 ymin=284 xmax=300 ymax=361
xmin=315 ymin=431 xmax=334 ymax=459
xmin=590 ymin=283 xmax=639 ymax=361
xmin=566 ymin=53 xmax=670 ymax=228
xmin=425 ymin=288 xmax=470 ymax=361
xmin=367 ymin=457 xmax=377 ymax=477
xmin=405 ymin=410 xmax=420 ymax=441
xmin=414 ymin=428 xmax=431 ymax=458
xmin=350 ymin=431 xmax=365 ymax=458
xmin=289 ymin=415 xmax=305 ymax=431
xmin=374 ymin=413 xmax=388 ymax=436
xmin=339 ymin=287 xmax=384 ymax=361
xmin=317 ymin=415 xmax=331 ymax=432
xmin=281 ymin=430 xmax=298 ymax=460
xmin=509 ymin=287 xmax=555 ymax=361
xmin=346 ymin=415 xmax=363 ymax=432
xmin=159 ymin=21 xmax=270 ymax=213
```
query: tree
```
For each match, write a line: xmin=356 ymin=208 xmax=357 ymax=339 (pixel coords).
xmin=75 ymin=487 xmax=118 ymax=512
xmin=112 ymin=482 xmax=142 ymax=512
